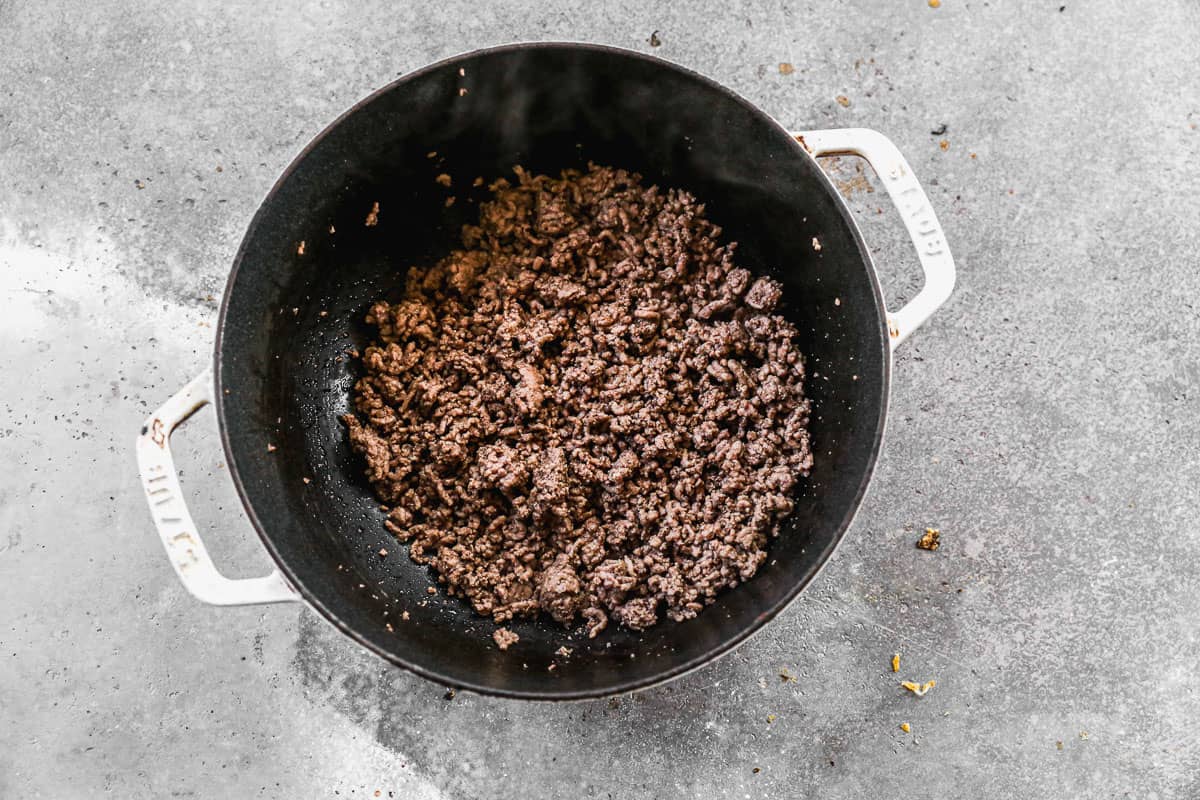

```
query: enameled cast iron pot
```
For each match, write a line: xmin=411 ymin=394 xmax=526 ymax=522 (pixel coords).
xmin=137 ymin=43 xmax=954 ymax=699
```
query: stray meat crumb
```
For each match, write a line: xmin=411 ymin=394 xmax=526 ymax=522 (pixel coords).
xmin=426 ymin=586 xmax=436 ymax=595
xmin=778 ymin=63 xmax=795 ymax=75
xmin=917 ymin=528 xmax=941 ymax=551
xmin=365 ymin=201 xmax=380 ymax=227
xmin=472 ymin=176 xmax=484 ymax=187
xmin=445 ymin=196 xmax=456 ymax=208
xmin=939 ymin=140 xmax=950 ymax=151
xmin=494 ymin=623 xmax=518 ymax=652
xmin=435 ymin=173 xmax=452 ymax=187
xmin=836 ymin=95 xmax=850 ymax=107
xmin=297 ymin=240 xmax=306 ymax=255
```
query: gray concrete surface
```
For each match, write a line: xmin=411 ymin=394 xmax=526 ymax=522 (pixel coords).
xmin=2 ymin=0 xmax=1199 ymax=796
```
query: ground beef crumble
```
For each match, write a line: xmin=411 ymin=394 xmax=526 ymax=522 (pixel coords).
xmin=492 ymin=627 xmax=519 ymax=650
xmin=343 ymin=164 xmax=812 ymax=636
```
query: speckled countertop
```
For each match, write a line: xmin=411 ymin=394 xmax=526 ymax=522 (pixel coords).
xmin=2 ymin=1 xmax=1199 ymax=797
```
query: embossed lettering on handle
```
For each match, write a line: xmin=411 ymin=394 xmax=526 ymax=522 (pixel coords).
xmin=793 ymin=128 xmax=956 ymax=348
xmin=136 ymin=368 xmax=299 ymax=606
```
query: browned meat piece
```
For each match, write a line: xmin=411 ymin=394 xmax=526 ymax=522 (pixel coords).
xmin=343 ymin=164 xmax=812 ymax=635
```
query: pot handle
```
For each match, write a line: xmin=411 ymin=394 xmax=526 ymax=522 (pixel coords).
xmin=136 ymin=367 xmax=300 ymax=606
xmin=792 ymin=127 xmax=956 ymax=347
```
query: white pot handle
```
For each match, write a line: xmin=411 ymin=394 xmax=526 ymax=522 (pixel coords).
xmin=136 ymin=367 xmax=300 ymax=606
xmin=792 ymin=127 xmax=956 ymax=348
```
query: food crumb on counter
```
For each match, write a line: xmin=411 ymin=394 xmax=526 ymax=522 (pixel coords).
xmin=901 ymin=722 xmax=911 ymax=733
xmin=266 ymin=443 xmax=277 ymax=453
xmin=836 ymin=95 xmax=850 ymax=107
xmin=402 ymin=610 xmax=410 ymax=620
xmin=939 ymin=139 xmax=950 ymax=151
xmin=329 ymin=224 xmax=336 ymax=234
xmin=555 ymin=645 xmax=573 ymax=658
xmin=445 ymin=196 xmax=456 ymax=207
xmin=472 ymin=176 xmax=484 ymax=187
xmin=458 ymin=87 xmax=468 ymax=97
xmin=426 ymin=586 xmax=436 ymax=595
xmin=365 ymin=201 xmax=380 ymax=227
xmin=297 ymin=240 xmax=305 ymax=255
xmin=493 ymin=628 xmax=520 ymax=650
xmin=426 ymin=151 xmax=437 ymax=159
xmin=435 ymin=173 xmax=452 ymax=187
xmin=917 ymin=528 xmax=941 ymax=551
xmin=779 ymin=668 xmax=797 ymax=683
xmin=302 ymin=477 xmax=311 ymax=484
xmin=812 ymin=236 xmax=822 ymax=252
xmin=892 ymin=653 xmax=901 ymax=672
xmin=379 ymin=548 xmax=388 ymax=557
xmin=778 ymin=62 xmax=795 ymax=75
xmin=766 ymin=714 xmax=777 ymax=724
xmin=901 ymin=679 xmax=937 ymax=697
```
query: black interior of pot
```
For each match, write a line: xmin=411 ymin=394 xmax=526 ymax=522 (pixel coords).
xmin=216 ymin=43 xmax=889 ymax=698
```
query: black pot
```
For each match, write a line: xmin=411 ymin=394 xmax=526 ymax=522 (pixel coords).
xmin=137 ymin=43 xmax=954 ymax=699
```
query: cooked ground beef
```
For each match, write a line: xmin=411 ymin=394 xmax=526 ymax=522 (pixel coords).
xmin=343 ymin=164 xmax=812 ymax=636
xmin=492 ymin=627 xmax=520 ymax=650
